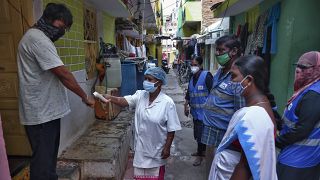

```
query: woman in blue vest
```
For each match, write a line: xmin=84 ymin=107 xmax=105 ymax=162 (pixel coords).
xmin=185 ymin=56 xmax=213 ymax=166
xmin=276 ymin=51 xmax=320 ymax=180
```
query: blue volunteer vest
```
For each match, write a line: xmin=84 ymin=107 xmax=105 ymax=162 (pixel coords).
xmin=278 ymin=80 xmax=320 ymax=168
xmin=189 ymin=71 xmax=209 ymax=121
xmin=202 ymin=68 xmax=242 ymax=130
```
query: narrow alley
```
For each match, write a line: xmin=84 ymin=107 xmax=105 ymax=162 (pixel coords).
xmin=123 ymin=69 xmax=206 ymax=180
xmin=1 ymin=0 xmax=320 ymax=179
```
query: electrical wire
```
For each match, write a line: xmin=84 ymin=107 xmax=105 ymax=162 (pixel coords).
xmin=217 ymin=0 xmax=230 ymax=29
xmin=144 ymin=1 xmax=177 ymax=19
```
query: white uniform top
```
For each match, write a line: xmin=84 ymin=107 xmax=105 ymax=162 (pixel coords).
xmin=124 ymin=90 xmax=182 ymax=168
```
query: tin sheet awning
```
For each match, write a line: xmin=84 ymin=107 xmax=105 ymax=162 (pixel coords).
xmin=213 ymin=0 xmax=264 ymax=18
xmin=85 ymin=0 xmax=130 ymax=18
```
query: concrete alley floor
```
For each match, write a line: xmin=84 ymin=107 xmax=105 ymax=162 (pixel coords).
xmin=123 ymin=69 xmax=206 ymax=180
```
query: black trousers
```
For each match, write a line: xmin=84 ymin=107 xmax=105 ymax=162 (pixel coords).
xmin=193 ymin=119 xmax=206 ymax=156
xmin=277 ymin=162 xmax=320 ymax=180
xmin=25 ymin=119 xmax=61 ymax=180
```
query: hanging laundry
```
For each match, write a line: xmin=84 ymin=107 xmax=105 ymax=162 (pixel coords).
xmin=246 ymin=6 xmax=260 ymax=33
xmin=244 ymin=34 xmax=254 ymax=55
xmin=194 ymin=43 xmax=198 ymax=57
xmin=236 ymin=25 xmax=242 ymax=37
xmin=240 ymin=23 xmax=249 ymax=52
xmin=253 ymin=11 xmax=269 ymax=50
xmin=142 ymin=45 xmax=147 ymax=58
xmin=130 ymin=44 xmax=136 ymax=55
xmin=136 ymin=46 xmax=142 ymax=57
xmin=262 ymin=2 xmax=281 ymax=54
xmin=245 ymin=11 xmax=269 ymax=55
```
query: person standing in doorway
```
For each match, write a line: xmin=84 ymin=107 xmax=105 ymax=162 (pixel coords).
xmin=184 ymin=56 xmax=213 ymax=166
xmin=17 ymin=3 xmax=95 ymax=179
xmin=201 ymin=35 xmax=244 ymax=178
xmin=276 ymin=51 xmax=320 ymax=180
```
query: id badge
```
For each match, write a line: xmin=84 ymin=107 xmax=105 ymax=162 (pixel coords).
xmin=219 ymin=82 xmax=228 ymax=90
xmin=198 ymin=85 xmax=204 ymax=90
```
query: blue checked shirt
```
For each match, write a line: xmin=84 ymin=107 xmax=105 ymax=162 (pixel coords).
xmin=202 ymin=68 xmax=245 ymax=130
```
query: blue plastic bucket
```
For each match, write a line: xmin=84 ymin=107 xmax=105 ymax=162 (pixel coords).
xmin=136 ymin=62 xmax=146 ymax=90
xmin=120 ymin=61 xmax=137 ymax=96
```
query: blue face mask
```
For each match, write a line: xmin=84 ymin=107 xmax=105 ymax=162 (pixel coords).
xmin=230 ymin=76 xmax=249 ymax=95
xmin=143 ymin=80 xmax=158 ymax=93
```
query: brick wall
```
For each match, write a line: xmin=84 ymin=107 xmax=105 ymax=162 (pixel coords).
xmin=202 ymin=0 xmax=224 ymax=31
xmin=43 ymin=0 xmax=85 ymax=72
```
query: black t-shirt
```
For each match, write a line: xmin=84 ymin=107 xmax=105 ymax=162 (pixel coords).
xmin=276 ymin=91 xmax=320 ymax=149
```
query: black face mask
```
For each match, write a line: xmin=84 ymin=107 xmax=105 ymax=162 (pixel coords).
xmin=50 ymin=26 xmax=66 ymax=42
xmin=34 ymin=17 xmax=66 ymax=42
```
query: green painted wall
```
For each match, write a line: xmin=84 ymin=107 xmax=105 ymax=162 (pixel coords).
xmin=178 ymin=6 xmax=183 ymax=29
xmin=177 ymin=6 xmax=183 ymax=37
xmin=103 ymin=12 xmax=116 ymax=45
xmin=184 ymin=1 xmax=202 ymax=22
xmin=230 ymin=13 xmax=245 ymax=34
xmin=230 ymin=0 xmax=320 ymax=113
xmin=43 ymin=0 xmax=85 ymax=72
xmin=177 ymin=1 xmax=201 ymax=37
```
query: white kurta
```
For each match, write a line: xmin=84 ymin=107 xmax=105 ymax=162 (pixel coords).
xmin=209 ymin=106 xmax=277 ymax=180
xmin=124 ymin=90 xmax=182 ymax=168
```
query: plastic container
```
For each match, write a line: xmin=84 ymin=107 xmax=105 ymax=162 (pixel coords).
xmin=105 ymin=56 xmax=122 ymax=88
xmin=120 ymin=61 xmax=137 ymax=96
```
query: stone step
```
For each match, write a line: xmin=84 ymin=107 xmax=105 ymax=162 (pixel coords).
xmin=57 ymin=161 xmax=80 ymax=180
xmin=59 ymin=111 xmax=133 ymax=179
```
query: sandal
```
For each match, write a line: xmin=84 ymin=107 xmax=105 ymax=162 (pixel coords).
xmin=191 ymin=152 xmax=199 ymax=156
xmin=193 ymin=156 xmax=203 ymax=166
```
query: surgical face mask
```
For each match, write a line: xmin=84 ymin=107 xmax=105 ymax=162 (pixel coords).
xmin=143 ymin=80 xmax=158 ymax=93
xmin=190 ymin=66 xmax=200 ymax=74
xmin=216 ymin=52 xmax=231 ymax=66
xmin=230 ymin=75 xmax=249 ymax=95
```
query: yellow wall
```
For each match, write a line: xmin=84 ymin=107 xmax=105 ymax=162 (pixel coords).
xmin=155 ymin=0 xmax=162 ymax=29
xmin=169 ymin=52 xmax=175 ymax=64
xmin=148 ymin=43 xmax=156 ymax=58
xmin=156 ymin=45 xmax=162 ymax=65
xmin=103 ymin=12 xmax=116 ymax=44
xmin=147 ymin=29 xmax=155 ymax=34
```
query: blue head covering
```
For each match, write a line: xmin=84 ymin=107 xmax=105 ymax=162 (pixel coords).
xmin=144 ymin=67 xmax=167 ymax=85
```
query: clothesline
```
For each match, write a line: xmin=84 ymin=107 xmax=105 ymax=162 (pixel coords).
xmin=122 ymin=36 xmax=147 ymax=58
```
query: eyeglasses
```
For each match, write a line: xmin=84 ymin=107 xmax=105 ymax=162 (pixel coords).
xmin=293 ymin=63 xmax=314 ymax=70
